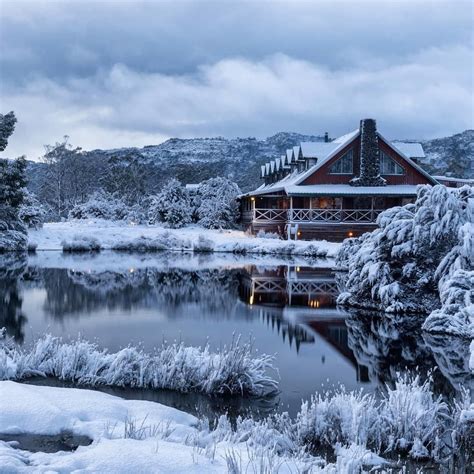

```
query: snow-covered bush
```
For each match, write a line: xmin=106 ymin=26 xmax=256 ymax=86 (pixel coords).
xmin=18 ymin=190 xmax=47 ymax=229
xmin=148 ymin=179 xmax=192 ymax=228
xmin=0 ymin=334 xmax=277 ymax=397
xmin=68 ymin=191 xmax=129 ymax=221
xmin=193 ymin=235 xmax=214 ymax=252
xmin=0 ymin=205 xmax=27 ymax=253
xmin=62 ymin=235 xmax=101 ymax=252
xmin=0 ymin=113 xmax=28 ymax=252
xmin=338 ymin=185 xmax=473 ymax=315
xmin=256 ymin=230 xmax=281 ymax=239
xmin=111 ymin=233 xmax=192 ymax=252
xmin=196 ymin=177 xmax=241 ymax=229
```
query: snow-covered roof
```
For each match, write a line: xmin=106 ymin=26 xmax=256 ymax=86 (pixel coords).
xmin=293 ymin=146 xmax=302 ymax=160
xmin=250 ymin=124 xmax=435 ymax=197
xmin=391 ymin=142 xmax=425 ymax=158
xmin=285 ymin=184 xmax=420 ymax=196
xmin=299 ymin=142 xmax=339 ymax=159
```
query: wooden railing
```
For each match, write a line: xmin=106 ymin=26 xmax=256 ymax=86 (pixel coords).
xmin=248 ymin=208 xmax=383 ymax=223
xmin=291 ymin=208 xmax=383 ymax=223
xmin=254 ymin=208 xmax=288 ymax=222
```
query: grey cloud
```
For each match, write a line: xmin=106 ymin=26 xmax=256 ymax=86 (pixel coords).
xmin=0 ymin=0 xmax=472 ymax=159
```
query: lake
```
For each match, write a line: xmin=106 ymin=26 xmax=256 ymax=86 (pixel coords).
xmin=1 ymin=251 xmax=472 ymax=419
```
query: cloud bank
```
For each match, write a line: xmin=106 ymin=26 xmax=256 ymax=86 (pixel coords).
xmin=0 ymin=0 xmax=472 ymax=159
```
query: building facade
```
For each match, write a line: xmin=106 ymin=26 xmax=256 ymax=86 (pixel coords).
xmin=241 ymin=118 xmax=438 ymax=241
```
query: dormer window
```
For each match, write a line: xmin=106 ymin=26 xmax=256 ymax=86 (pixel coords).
xmin=329 ymin=149 xmax=353 ymax=174
xmin=380 ymin=151 xmax=404 ymax=175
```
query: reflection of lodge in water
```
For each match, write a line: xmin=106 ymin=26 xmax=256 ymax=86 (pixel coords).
xmin=240 ymin=266 xmax=369 ymax=382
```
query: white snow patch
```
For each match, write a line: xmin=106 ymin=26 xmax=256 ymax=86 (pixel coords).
xmin=28 ymin=220 xmax=340 ymax=256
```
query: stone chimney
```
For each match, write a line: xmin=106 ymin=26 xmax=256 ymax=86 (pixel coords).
xmin=350 ymin=118 xmax=386 ymax=187
xmin=324 ymin=132 xmax=329 ymax=143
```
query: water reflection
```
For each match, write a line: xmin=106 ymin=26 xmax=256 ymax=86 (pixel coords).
xmin=0 ymin=254 xmax=28 ymax=343
xmin=0 ymin=252 xmax=471 ymax=415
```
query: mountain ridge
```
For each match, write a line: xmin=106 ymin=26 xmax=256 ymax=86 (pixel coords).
xmin=26 ymin=130 xmax=473 ymax=197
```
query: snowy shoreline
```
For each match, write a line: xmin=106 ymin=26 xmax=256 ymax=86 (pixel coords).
xmin=1 ymin=374 xmax=472 ymax=472
xmin=27 ymin=220 xmax=341 ymax=257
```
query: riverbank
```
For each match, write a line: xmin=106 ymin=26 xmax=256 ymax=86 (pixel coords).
xmin=1 ymin=376 xmax=472 ymax=473
xmin=28 ymin=220 xmax=341 ymax=257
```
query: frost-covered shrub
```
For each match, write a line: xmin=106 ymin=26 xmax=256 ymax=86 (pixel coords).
xmin=0 ymin=334 xmax=277 ymax=397
xmin=62 ymin=235 xmax=101 ymax=252
xmin=207 ymin=372 xmax=465 ymax=462
xmin=423 ymin=222 xmax=474 ymax=338
xmin=0 ymin=205 xmax=27 ymax=253
xmin=196 ymin=177 xmax=241 ymax=229
xmin=256 ymin=230 xmax=281 ymax=239
xmin=338 ymin=185 xmax=473 ymax=314
xmin=111 ymin=233 xmax=192 ymax=252
xmin=148 ymin=179 xmax=192 ymax=228
xmin=68 ymin=191 xmax=129 ymax=221
xmin=18 ymin=190 xmax=47 ymax=229
xmin=193 ymin=235 xmax=215 ymax=252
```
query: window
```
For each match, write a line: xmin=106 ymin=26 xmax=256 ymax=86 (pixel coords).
xmin=329 ymin=149 xmax=353 ymax=174
xmin=380 ymin=151 xmax=404 ymax=175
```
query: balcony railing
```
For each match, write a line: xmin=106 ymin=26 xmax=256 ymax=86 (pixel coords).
xmin=248 ymin=208 xmax=383 ymax=223
xmin=254 ymin=208 xmax=288 ymax=222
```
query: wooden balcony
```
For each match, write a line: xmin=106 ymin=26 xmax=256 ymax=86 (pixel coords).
xmin=246 ymin=208 xmax=383 ymax=224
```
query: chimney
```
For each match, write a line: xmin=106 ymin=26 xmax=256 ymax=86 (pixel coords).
xmin=324 ymin=132 xmax=329 ymax=143
xmin=350 ymin=118 xmax=386 ymax=187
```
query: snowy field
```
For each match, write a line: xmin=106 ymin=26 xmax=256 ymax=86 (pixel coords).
xmin=1 ymin=377 xmax=472 ymax=473
xmin=0 ymin=382 xmax=379 ymax=473
xmin=28 ymin=220 xmax=340 ymax=257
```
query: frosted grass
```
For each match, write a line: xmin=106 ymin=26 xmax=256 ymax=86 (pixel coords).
xmin=0 ymin=333 xmax=278 ymax=397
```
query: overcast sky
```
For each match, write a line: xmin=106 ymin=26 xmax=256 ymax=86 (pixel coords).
xmin=1 ymin=0 xmax=472 ymax=159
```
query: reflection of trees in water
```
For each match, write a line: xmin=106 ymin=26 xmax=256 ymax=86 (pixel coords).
xmin=39 ymin=267 xmax=243 ymax=320
xmin=0 ymin=254 xmax=28 ymax=342
xmin=345 ymin=310 xmax=471 ymax=398
xmin=422 ymin=332 xmax=473 ymax=395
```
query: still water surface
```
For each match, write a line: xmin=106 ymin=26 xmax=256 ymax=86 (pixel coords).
xmin=1 ymin=252 xmax=472 ymax=418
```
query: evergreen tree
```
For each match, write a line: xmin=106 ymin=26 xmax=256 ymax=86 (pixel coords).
xmin=19 ymin=190 xmax=47 ymax=229
xmin=196 ymin=177 xmax=241 ymax=229
xmin=0 ymin=111 xmax=27 ymax=252
xmin=0 ymin=111 xmax=16 ymax=152
xmin=148 ymin=179 xmax=192 ymax=228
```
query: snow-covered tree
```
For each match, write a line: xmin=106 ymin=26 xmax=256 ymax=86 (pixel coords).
xmin=68 ymin=190 xmax=129 ymax=221
xmin=39 ymin=137 xmax=97 ymax=220
xmin=19 ymin=190 xmax=47 ymax=229
xmin=0 ymin=112 xmax=27 ymax=252
xmin=196 ymin=177 xmax=241 ymax=229
xmin=0 ymin=111 xmax=16 ymax=152
xmin=148 ymin=179 xmax=192 ymax=228
xmin=337 ymin=185 xmax=473 ymax=320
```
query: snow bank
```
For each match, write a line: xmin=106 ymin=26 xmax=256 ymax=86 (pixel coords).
xmin=1 ymin=371 xmax=467 ymax=472
xmin=29 ymin=219 xmax=340 ymax=257
xmin=0 ymin=334 xmax=278 ymax=397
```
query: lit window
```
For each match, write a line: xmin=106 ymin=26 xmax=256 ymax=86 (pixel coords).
xmin=329 ymin=149 xmax=353 ymax=174
xmin=380 ymin=151 xmax=404 ymax=175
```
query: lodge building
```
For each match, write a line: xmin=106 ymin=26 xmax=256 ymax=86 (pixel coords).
xmin=240 ymin=118 xmax=439 ymax=241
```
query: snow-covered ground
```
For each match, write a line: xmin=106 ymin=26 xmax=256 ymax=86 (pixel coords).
xmin=1 ymin=377 xmax=471 ymax=473
xmin=28 ymin=220 xmax=340 ymax=257
xmin=0 ymin=381 xmax=383 ymax=473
